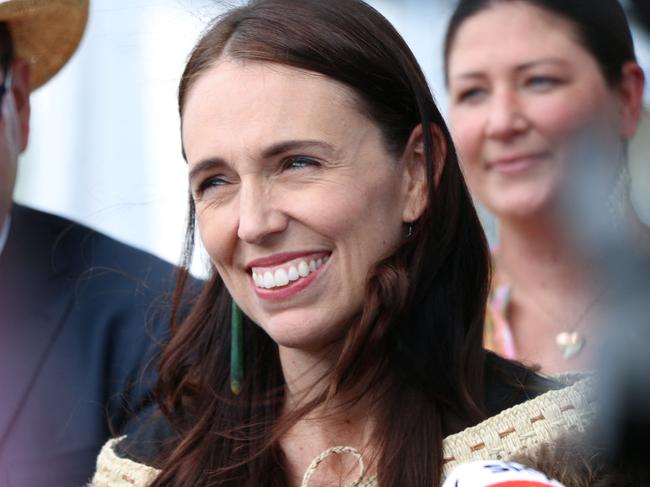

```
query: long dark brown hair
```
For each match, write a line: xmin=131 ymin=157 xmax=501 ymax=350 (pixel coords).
xmin=155 ymin=1 xmax=491 ymax=485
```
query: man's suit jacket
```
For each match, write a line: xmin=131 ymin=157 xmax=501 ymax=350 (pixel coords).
xmin=0 ymin=204 xmax=184 ymax=486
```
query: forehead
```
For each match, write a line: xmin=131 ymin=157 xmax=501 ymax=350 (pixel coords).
xmin=181 ymin=60 xmax=371 ymax=162
xmin=447 ymin=2 xmax=591 ymax=77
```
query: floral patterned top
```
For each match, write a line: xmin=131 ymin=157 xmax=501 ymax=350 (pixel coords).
xmin=485 ymin=280 xmax=516 ymax=359
xmin=484 ymin=251 xmax=517 ymax=359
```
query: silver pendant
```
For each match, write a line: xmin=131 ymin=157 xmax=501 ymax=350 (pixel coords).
xmin=555 ymin=331 xmax=586 ymax=359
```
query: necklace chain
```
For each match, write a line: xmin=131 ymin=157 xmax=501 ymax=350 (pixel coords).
xmin=513 ymin=285 xmax=606 ymax=360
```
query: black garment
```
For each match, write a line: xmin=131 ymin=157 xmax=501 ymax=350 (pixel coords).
xmin=114 ymin=352 xmax=559 ymax=467
xmin=0 ymin=204 xmax=191 ymax=487
xmin=484 ymin=352 xmax=560 ymax=417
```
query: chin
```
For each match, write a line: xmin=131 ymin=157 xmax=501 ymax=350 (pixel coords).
xmin=488 ymin=189 xmax=558 ymax=221
xmin=262 ymin=316 xmax=346 ymax=354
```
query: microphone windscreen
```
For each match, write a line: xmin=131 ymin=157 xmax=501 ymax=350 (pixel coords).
xmin=442 ymin=460 xmax=566 ymax=487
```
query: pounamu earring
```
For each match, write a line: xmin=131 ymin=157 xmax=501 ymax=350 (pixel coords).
xmin=230 ymin=300 xmax=244 ymax=395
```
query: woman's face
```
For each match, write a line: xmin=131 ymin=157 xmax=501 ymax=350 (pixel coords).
xmin=182 ymin=60 xmax=419 ymax=352
xmin=447 ymin=2 xmax=634 ymax=220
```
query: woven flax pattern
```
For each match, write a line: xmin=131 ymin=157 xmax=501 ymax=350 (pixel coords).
xmin=89 ymin=376 xmax=594 ymax=486
xmin=441 ymin=376 xmax=595 ymax=478
xmin=87 ymin=436 xmax=161 ymax=487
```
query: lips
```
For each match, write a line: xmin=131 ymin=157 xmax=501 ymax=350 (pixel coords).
xmin=252 ymin=255 xmax=328 ymax=289
xmin=487 ymin=152 xmax=548 ymax=174
xmin=246 ymin=251 xmax=331 ymax=300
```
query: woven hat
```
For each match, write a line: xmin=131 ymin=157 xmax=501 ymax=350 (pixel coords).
xmin=0 ymin=0 xmax=88 ymax=91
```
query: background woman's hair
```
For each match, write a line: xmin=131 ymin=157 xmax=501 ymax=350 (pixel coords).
xmin=156 ymin=0 xmax=490 ymax=485
xmin=443 ymin=0 xmax=637 ymax=86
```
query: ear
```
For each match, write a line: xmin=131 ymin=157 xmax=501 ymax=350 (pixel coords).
xmin=9 ymin=58 xmax=31 ymax=152
xmin=400 ymin=123 xmax=447 ymax=223
xmin=617 ymin=61 xmax=645 ymax=139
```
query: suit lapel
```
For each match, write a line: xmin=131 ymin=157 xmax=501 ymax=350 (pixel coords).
xmin=0 ymin=205 xmax=74 ymax=452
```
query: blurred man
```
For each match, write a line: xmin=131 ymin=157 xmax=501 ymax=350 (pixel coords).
xmin=0 ymin=1 xmax=185 ymax=485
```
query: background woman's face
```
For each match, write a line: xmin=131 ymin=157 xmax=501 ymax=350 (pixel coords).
xmin=447 ymin=2 xmax=628 ymax=221
xmin=182 ymin=60 xmax=411 ymax=353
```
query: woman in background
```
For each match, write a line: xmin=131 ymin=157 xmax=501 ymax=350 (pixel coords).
xmin=445 ymin=0 xmax=646 ymax=373
xmin=91 ymin=1 xmax=594 ymax=485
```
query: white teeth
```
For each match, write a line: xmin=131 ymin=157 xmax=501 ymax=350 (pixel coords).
xmin=263 ymin=272 xmax=274 ymax=289
xmin=274 ymin=268 xmax=289 ymax=286
xmin=298 ymin=261 xmax=310 ymax=277
xmin=252 ymin=256 xmax=329 ymax=289
xmin=288 ymin=266 xmax=299 ymax=281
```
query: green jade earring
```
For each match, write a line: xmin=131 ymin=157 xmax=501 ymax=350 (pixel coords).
xmin=230 ymin=300 xmax=244 ymax=395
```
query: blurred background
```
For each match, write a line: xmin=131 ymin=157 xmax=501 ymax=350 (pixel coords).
xmin=14 ymin=0 xmax=650 ymax=274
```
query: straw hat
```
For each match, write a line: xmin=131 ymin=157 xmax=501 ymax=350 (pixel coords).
xmin=0 ymin=0 xmax=88 ymax=90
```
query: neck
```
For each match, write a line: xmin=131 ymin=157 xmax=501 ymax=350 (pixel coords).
xmin=497 ymin=215 xmax=592 ymax=293
xmin=278 ymin=344 xmax=377 ymax=485
xmin=279 ymin=345 xmax=333 ymax=409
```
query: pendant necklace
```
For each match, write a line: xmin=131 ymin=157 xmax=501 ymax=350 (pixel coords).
xmin=555 ymin=330 xmax=586 ymax=360
xmin=552 ymin=290 xmax=604 ymax=360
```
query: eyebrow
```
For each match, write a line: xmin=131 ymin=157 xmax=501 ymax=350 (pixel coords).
xmin=260 ymin=139 xmax=336 ymax=158
xmin=188 ymin=157 xmax=227 ymax=183
xmin=451 ymin=58 xmax=570 ymax=81
xmin=188 ymin=139 xmax=336 ymax=182
xmin=515 ymin=58 xmax=570 ymax=71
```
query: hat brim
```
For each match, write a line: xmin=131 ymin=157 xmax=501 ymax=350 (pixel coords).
xmin=0 ymin=0 xmax=89 ymax=90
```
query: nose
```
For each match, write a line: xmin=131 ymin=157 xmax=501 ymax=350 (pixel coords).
xmin=485 ymin=89 xmax=529 ymax=140
xmin=237 ymin=178 xmax=288 ymax=244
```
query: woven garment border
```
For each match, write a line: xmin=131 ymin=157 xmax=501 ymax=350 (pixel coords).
xmin=88 ymin=375 xmax=594 ymax=486
xmin=441 ymin=375 xmax=595 ymax=478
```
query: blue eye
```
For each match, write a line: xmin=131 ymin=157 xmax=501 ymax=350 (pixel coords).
xmin=196 ymin=176 xmax=228 ymax=196
xmin=526 ymin=76 xmax=560 ymax=91
xmin=457 ymin=87 xmax=486 ymax=104
xmin=283 ymin=156 xmax=321 ymax=170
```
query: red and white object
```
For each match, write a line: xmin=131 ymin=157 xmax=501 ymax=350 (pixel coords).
xmin=443 ymin=460 xmax=566 ymax=487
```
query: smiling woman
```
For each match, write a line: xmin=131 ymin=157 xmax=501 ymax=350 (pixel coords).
xmin=184 ymin=61 xmax=414 ymax=352
xmin=444 ymin=0 xmax=647 ymax=374
xmin=90 ymin=1 xmax=595 ymax=486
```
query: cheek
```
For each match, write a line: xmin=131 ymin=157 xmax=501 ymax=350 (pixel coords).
xmin=449 ymin=112 xmax=485 ymax=188
xmin=530 ymin=91 xmax=614 ymax=145
xmin=304 ymin=173 xmax=403 ymax=254
xmin=195 ymin=203 xmax=238 ymax=266
xmin=343 ymin=176 xmax=404 ymax=253
xmin=449 ymin=110 xmax=484 ymax=163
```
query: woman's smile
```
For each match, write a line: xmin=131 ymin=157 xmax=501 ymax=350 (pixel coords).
xmin=447 ymin=2 xmax=628 ymax=220
xmin=249 ymin=251 xmax=331 ymax=300
xmin=182 ymin=60 xmax=414 ymax=350
xmin=486 ymin=151 xmax=551 ymax=175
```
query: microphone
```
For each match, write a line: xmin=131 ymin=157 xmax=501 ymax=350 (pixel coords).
xmin=442 ymin=460 xmax=566 ymax=487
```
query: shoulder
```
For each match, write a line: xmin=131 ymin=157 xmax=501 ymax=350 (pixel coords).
xmin=483 ymin=352 xmax=561 ymax=416
xmin=90 ymin=407 xmax=175 ymax=486
xmin=90 ymin=437 xmax=161 ymax=487
xmin=13 ymin=204 xmax=178 ymax=282
xmin=443 ymin=373 xmax=595 ymax=479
